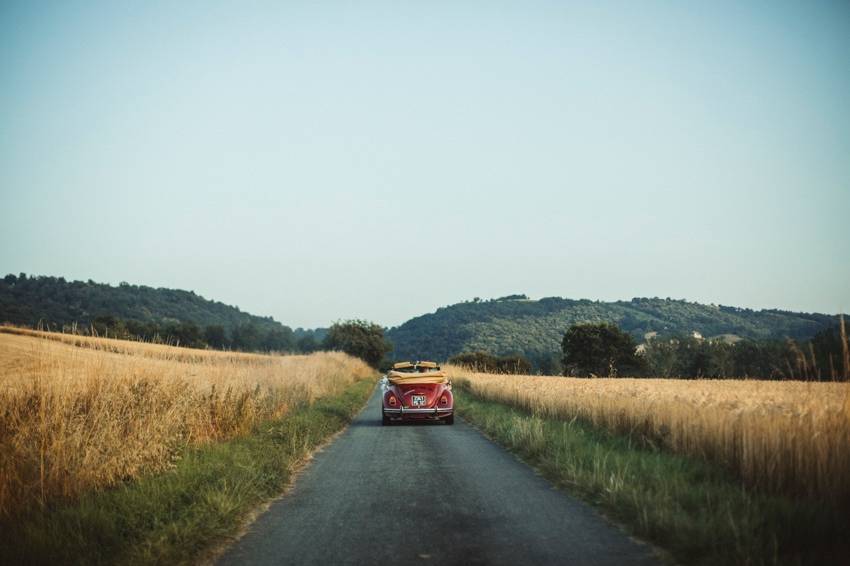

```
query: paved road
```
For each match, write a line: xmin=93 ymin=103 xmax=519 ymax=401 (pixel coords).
xmin=218 ymin=385 xmax=659 ymax=566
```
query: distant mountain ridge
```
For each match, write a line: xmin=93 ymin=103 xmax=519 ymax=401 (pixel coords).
xmin=386 ymin=295 xmax=840 ymax=369
xmin=2 ymin=275 xmax=841 ymax=369
xmin=0 ymin=273 xmax=290 ymax=336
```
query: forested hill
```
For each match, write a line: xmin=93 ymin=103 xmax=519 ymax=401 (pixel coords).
xmin=386 ymin=295 xmax=840 ymax=370
xmin=0 ymin=274 xmax=301 ymax=348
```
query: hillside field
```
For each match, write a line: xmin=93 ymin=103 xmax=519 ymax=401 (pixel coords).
xmin=0 ymin=328 xmax=374 ymax=518
xmin=450 ymin=367 xmax=850 ymax=563
xmin=448 ymin=366 xmax=850 ymax=501
xmin=389 ymin=296 xmax=840 ymax=369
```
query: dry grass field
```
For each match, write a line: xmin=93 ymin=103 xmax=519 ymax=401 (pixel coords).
xmin=447 ymin=365 xmax=850 ymax=501
xmin=0 ymin=328 xmax=374 ymax=518
xmin=0 ymin=326 xmax=279 ymax=363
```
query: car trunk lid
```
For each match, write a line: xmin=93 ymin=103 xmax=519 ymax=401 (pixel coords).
xmin=396 ymin=383 xmax=443 ymax=408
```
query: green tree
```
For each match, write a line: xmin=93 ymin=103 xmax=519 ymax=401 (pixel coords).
xmin=231 ymin=322 xmax=260 ymax=351
xmin=562 ymin=323 xmax=643 ymax=377
xmin=297 ymin=334 xmax=320 ymax=353
xmin=642 ymin=338 xmax=678 ymax=377
xmin=707 ymin=341 xmax=735 ymax=377
xmin=674 ymin=336 xmax=712 ymax=378
xmin=166 ymin=321 xmax=204 ymax=348
xmin=535 ymin=352 xmax=563 ymax=376
xmin=323 ymin=320 xmax=392 ymax=368
xmin=261 ymin=327 xmax=295 ymax=352
xmin=810 ymin=323 xmax=850 ymax=380
xmin=204 ymin=325 xmax=228 ymax=349
xmin=448 ymin=351 xmax=532 ymax=374
xmin=448 ymin=351 xmax=500 ymax=371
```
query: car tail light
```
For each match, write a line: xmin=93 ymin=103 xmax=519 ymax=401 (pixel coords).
xmin=388 ymin=394 xmax=397 ymax=406
xmin=440 ymin=395 xmax=448 ymax=405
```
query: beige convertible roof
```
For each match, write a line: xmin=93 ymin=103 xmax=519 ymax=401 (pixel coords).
xmin=387 ymin=360 xmax=445 ymax=384
xmin=387 ymin=370 xmax=448 ymax=385
xmin=387 ymin=371 xmax=449 ymax=385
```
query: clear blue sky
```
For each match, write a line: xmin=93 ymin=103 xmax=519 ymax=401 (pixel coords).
xmin=1 ymin=1 xmax=848 ymax=328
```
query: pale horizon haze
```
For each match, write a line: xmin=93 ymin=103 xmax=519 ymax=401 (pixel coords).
xmin=1 ymin=1 xmax=849 ymax=328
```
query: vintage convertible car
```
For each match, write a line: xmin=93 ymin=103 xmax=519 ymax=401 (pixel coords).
xmin=381 ymin=361 xmax=454 ymax=425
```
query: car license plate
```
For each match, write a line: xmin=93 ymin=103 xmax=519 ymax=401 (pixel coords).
xmin=411 ymin=395 xmax=427 ymax=407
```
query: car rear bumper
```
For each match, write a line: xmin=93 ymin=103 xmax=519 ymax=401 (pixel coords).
xmin=383 ymin=406 xmax=453 ymax=418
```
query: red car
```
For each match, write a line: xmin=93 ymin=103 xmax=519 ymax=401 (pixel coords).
xmin=382 ymin=361 xmax=454 ymax=425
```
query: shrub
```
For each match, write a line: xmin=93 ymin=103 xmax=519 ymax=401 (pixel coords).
xmin=562 ymin=323 xmax=643 ymax=377
xmin=448 ymin=351 xmax=532 ymax=374
xmin=323 ymin=320 xmax=392 ymax=368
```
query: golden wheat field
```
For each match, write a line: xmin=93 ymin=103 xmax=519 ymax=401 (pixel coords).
xmin=447 ymin=365 xmax=850 ymax=501
xmin=0 ymin=328 xmax=374 ymax=518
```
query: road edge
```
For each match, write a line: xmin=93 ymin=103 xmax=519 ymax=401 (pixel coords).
xmin=200 ymin=380 xmax=379 ymax=565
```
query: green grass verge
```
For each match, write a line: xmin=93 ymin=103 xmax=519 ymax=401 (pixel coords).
xmin=456 ymin=388 xmax=847 ymax=566
xmin=0 ymin=378 xmax=375 ymax=566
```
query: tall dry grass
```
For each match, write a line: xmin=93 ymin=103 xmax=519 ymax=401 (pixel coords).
xmin=0 ymin=329 xmax=374 ymax=518
xmin=0 ymin=325 xmax=276 ymax=363
xmin=448 ymin=365 xmax=850 ymax=501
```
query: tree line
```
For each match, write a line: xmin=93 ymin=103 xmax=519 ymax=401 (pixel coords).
xmin=562 ymin=321 xmax=850 ymax=380
xmin=36 ymin=316 xmax=396 ymax=368
xmin=441 ymin=320 xmax=850 ymax=380
xmin=1 ymin=273 xmax=295 ymax=342
xmin=447 ymin=351 xmax=533 ymax=374
xmin=34 ymin=315 xmax=327 ymax=353
xmin=386 ymin=294 xmax=839 ymax=373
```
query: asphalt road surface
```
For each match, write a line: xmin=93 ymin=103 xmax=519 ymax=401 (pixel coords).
xmin=218 ymin=385 xmax=659 ymax=566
